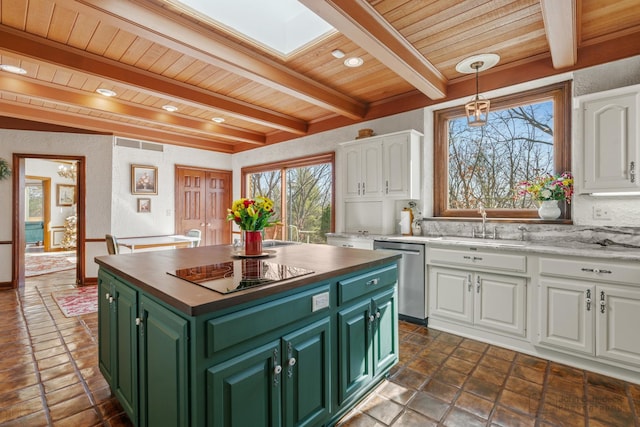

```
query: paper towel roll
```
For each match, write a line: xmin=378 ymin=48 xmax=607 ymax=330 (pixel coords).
xmin=400 ymin=210 xmax=412 ymax=235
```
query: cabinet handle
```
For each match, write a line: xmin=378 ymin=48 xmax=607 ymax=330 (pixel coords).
xmin=630 ymin=161 xmax=636 ymax=183
xmin=357 ymin=182 xmax=360 ymax=195
xmin=600 ymin=291 xmax=606 ymax=314
xmin=105 ymin=293 xmax=111 ymax=300
xmin=476 ymin=275 xmax=481 ymax=293
xmin=109 ymin=297 xmax=113 ymax=303
xmin=362 ymin=182 xmax=366 ymax=195
xmin=467 ymin=274 xmax=472 ymax=292
xmin=581 ymin=267 xmax=612 ymax=274
xmin=342 ymin=244 xmax=354 ymax=247
xmin=375 ymin=310 xmax=381 ymax=319
xmin=135 ymin=317 xmax=142 ymax=326
xmin=385 ymin=180 xmax=389 ymax=194
xmin=473 ymin=256 xmax=483 ymax=261
xmin=586 ymin=289 xmax=592 ymax=311
xmin=463 ymin=255 xmax=471 ymax=260
xmin=366 ymin=278 xmax=379 ymax=286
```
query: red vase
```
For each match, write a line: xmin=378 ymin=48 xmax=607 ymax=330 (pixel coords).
xmin=244 ymin=230 xmax=262 ymax=256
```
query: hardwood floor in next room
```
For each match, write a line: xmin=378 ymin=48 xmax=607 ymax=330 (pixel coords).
xmin=0 ymin=269 xmax=638 ymax=426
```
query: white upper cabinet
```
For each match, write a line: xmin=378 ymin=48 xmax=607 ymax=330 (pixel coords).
xmin=581 ymin=85 xmax=640 ymax=193
xmin=339 ymin=130 xmax=422 ymax=200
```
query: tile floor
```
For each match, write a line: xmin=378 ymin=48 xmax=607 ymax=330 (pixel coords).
xmin=1 ymin=269 xmax=638 ymax=426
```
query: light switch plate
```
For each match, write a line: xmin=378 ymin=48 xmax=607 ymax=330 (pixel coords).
xmin=312 ymin=292 xmax=330 ymax=312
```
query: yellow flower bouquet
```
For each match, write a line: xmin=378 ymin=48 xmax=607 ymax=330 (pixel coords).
xmin=226 ymin=196 xmax=278 ymax=231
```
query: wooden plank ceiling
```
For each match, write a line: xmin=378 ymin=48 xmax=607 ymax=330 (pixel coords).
xmin=0 ymin=0 xmax=638 ymax=153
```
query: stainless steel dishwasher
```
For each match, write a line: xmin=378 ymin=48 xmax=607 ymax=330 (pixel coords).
xmin=373 ymin=239 xmax=426 ymax=324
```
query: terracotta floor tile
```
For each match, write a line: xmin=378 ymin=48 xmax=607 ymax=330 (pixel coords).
xmin=422 ymin=350 xmax=449 ymax=365
xmin=45 ymin=382 xmax=86 ymax=407
xmin=486 ymin=345 xmax=516 ymax=362
xmin=422 ymin=379 xmax=459 ymax=403
xmin=464 ymin=376 xmax=503 ymax=401
xmin=586 ymin=386 xmax=635 ymax=426
xmin=0 ymin=410 xmax=49 ymax=427
xmin=337 ymin=411 xmax=385 ymax=427
xmin=0 ymin=396 xmax=44 ymax=423
xmin=491 ymin=405 xmax=536 ymax=427
xmin=432 ymin=366 xmax=469 ymax=388
xmin=499 ymin=389 xmax=539 ymax=415
xmin=0 ymin=384 xmax=42 ymax=409
xmin=504 ymin=376 xmax=543 ymax=400
xmin=545 ymin=376 xmax=586 ymax=415
xmin=407 ymin=391 xmax=450 ymax=422
xmin=443 ymin=356 xmax=476 ymax=375
xmin=39 ymin=362 xmax=76 ymax=383
xmin=540 ymin=401 xmax=586 ymax=427
xmin=391 ymin=409 xmax=437 ymax=427
xmin=407 ymin=357 xmax=439 ymax=377
xmin=361 ymin=394 xmax=404 ymax=424
xmin=514 ymin=353 xmax=548 ymax=371
xmin=471 ymin=364 xmax=508 ymax=386
xmin=442 ymin=407 xmax=487 ymax=427
xmin=454 ymin=391 xmax=494 ymax=420
xmin=511 ymin=363 xmax=545 ymax=385
xmin=52 ymin=407 xmax=102 ymax=426
xmin=586 ymin=371 xmax=627 ymax=394
xmin=549 ymin=362 xmax=585 ymax=384
xmin=37 ymin=353 xmax=71 ymax=371
xmin=451 ymin=347 xmax=483 ymax=364
xmin=42 ymin=372 xmax=81 ymax=395
xmin=459 ymin=339 xmax=489 ymax=353
xmin=378 ymin=380 xmax=416 ymax=405
xmin=479 ymin=354 xmax=512 ymax=374
xmin=391 ymin=367 xmax=428 ymax=390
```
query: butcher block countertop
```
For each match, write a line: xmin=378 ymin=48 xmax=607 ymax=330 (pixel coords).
xmin=95 ymin=243 xmax=400 ymax=316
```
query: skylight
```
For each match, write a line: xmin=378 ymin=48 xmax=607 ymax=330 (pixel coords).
xmin=170 ymin=0 xmax=334 ymax=55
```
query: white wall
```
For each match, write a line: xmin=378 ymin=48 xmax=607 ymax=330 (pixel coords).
xmin=0 ymin=130 xmax=113 ymax=282
xmin=111 ymin=141 xmax=231 ymax=237
xmin=25 ymin=159 xmax=77 ymax=231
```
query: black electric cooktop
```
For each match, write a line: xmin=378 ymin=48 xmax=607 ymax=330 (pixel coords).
xmin=168 ymin=260 xmax=314 ymax=294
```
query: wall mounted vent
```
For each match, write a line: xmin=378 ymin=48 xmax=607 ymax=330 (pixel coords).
xmin=116 ymin=137 xmax=164 ymax=152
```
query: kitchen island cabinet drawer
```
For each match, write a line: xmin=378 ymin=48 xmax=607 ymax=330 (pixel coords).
xmin=539 ymin=257 xmax=640 ymax=285
xmin=427 ymin=247 xmax=527 ymax=273
xmin=205 ymin=284 xmax=331 ymax=355
xmin=338 ymin=264 xmax=397 ymax=305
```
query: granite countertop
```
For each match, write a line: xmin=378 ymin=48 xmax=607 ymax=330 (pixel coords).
xmin=373 ymin=235 xmax=640 ymax=262
xmin=95 ymin=244 xmax=400 ymax=317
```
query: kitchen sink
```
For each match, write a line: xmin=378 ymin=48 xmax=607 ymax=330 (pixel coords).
xmin=262 ymin=239 xmax=301 ymax=247
xmin=430 ymin=236 xmax=527 ymax=247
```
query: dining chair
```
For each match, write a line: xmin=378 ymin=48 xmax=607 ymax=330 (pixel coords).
xmin=186 ymin=229 xmax=202 ymax=247
xmin=105 ymin=234 xmax=119 ymax=255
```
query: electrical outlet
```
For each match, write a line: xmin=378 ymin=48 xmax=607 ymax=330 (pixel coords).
xmin=593 ymin=207 xmax=612 ymax=220
xmin=312 ymin=292 xmax=330 ymax=312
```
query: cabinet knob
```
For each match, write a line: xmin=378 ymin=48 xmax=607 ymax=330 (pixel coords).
xmin=135 ymin=317 xmax=142 ymax=326
xmin=288 ymin=357 xmax=296 ymax=367
xmin=369 ymin=314 xmax=375 ymax=323
xmin=105 ymin=293 xmax=111 ymax=300
xmin=366 ymin=278 xmax=379 ymax=286
xmin=375 ymin=311 xmax=381 ymax=319
xmin=274 ymin=365 xmax=282 ymax=375
xmin=200 ymin=223 xmax=205 ymax=227
xmin=109 ymin=297 xmax=113 ymax=303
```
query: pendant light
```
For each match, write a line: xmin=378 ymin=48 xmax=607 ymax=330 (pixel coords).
xmin=456 ymin=54 xmax=500 ymax=127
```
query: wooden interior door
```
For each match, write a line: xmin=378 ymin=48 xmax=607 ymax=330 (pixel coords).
xmin=175 ymin=166 xmax=232 ymax=246
xmin=205 ymin=171 xmax=232 ymax=246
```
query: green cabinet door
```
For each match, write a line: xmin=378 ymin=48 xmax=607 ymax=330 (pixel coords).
xmin=337 ymin=298 xmax=373 ymax=404
xmin=98 ymin=272 xmax=114 ymax=386
xmin=113 ymin=280 xmax=138 ymax=424
xmin=208 ymin=341 xmax=282 ymax=427
xmin=138 ymin=295 xmax=189 ymax=427
xmin=371 ymin=288 xmax=398 ymax=374
xmin=282 ymin=318 xmax=331 ymax=427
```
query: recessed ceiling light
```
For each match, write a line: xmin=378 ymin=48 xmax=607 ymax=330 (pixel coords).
xmin=331 ymin=49 xmax=345 ymax=59
xmin=211 ymin=117 xmax=225 ymax=123
xmin=344 ymin=57 xmax=363 ymax=68
xmin=96 ymin=88 xmax=117 ymax=97
xmin=0 ymin=64 xmax=27 ymax=75
xmin=162 ymin=105 xmax=178 ymax=112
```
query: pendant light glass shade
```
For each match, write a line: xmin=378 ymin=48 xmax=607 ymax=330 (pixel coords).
xmin=465 ymin=61 xmax=490 ymax=127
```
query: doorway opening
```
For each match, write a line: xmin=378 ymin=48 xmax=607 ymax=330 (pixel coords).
xmin=13 ymin=154 xmax=85 ymax=289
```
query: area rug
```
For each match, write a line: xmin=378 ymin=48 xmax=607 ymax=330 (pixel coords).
xmin=52 ymin=286 xmax=98 ymax=317
xmin=25 ymin=251 xmax=76 ymax=277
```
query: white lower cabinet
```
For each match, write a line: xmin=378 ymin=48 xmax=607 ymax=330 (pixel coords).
xmin=538 ymin=258 xmax=640 ymax=367
xmin=326 ymin=236 xmax=374 ymax=250
xmin=429 ymin=266 xmax=526 ymax=337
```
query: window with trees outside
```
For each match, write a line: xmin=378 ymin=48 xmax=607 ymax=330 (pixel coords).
xmin=434 ymin=81 xmax=571 ymax=220
xmin=242 ymin=153 xmax=334 ymax=243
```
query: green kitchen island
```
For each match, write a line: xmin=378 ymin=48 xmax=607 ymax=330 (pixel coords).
xmin=95 ymin=243 xmax=400 ymax=427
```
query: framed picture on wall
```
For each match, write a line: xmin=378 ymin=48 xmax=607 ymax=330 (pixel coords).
xmin=56 ymin=184 xmax=76 ymax=206
xmin=131 ymin=164 xmax=158 ymax=195
xmin=137 ymin=198 xmax=151 ymax=213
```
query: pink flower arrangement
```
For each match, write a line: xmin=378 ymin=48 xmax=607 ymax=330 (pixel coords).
xmin=516 ymin=172 xmax=573 ymax=203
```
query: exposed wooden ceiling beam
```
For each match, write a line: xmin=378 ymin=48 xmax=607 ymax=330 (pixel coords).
xmin=0 ymin=100 xmax=235 ymax=152
xmin=300 ymin=0 xmax=447 ymax=99
xmin=58 ymin=0 xmax=367 ymax=120
xmin=0 ymin=26 xmax=306 ymax=136
xmin=540 ymin=0 xmax=577 ymax=68
xmin=0 ymin=74 xmax=265 ymax=145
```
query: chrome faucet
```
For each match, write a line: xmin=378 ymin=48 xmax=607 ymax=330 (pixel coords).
xmin=517 ymin=225 xmax=528 ymax=241
xmin=477 ymin=203 xmax=487 ymax=239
